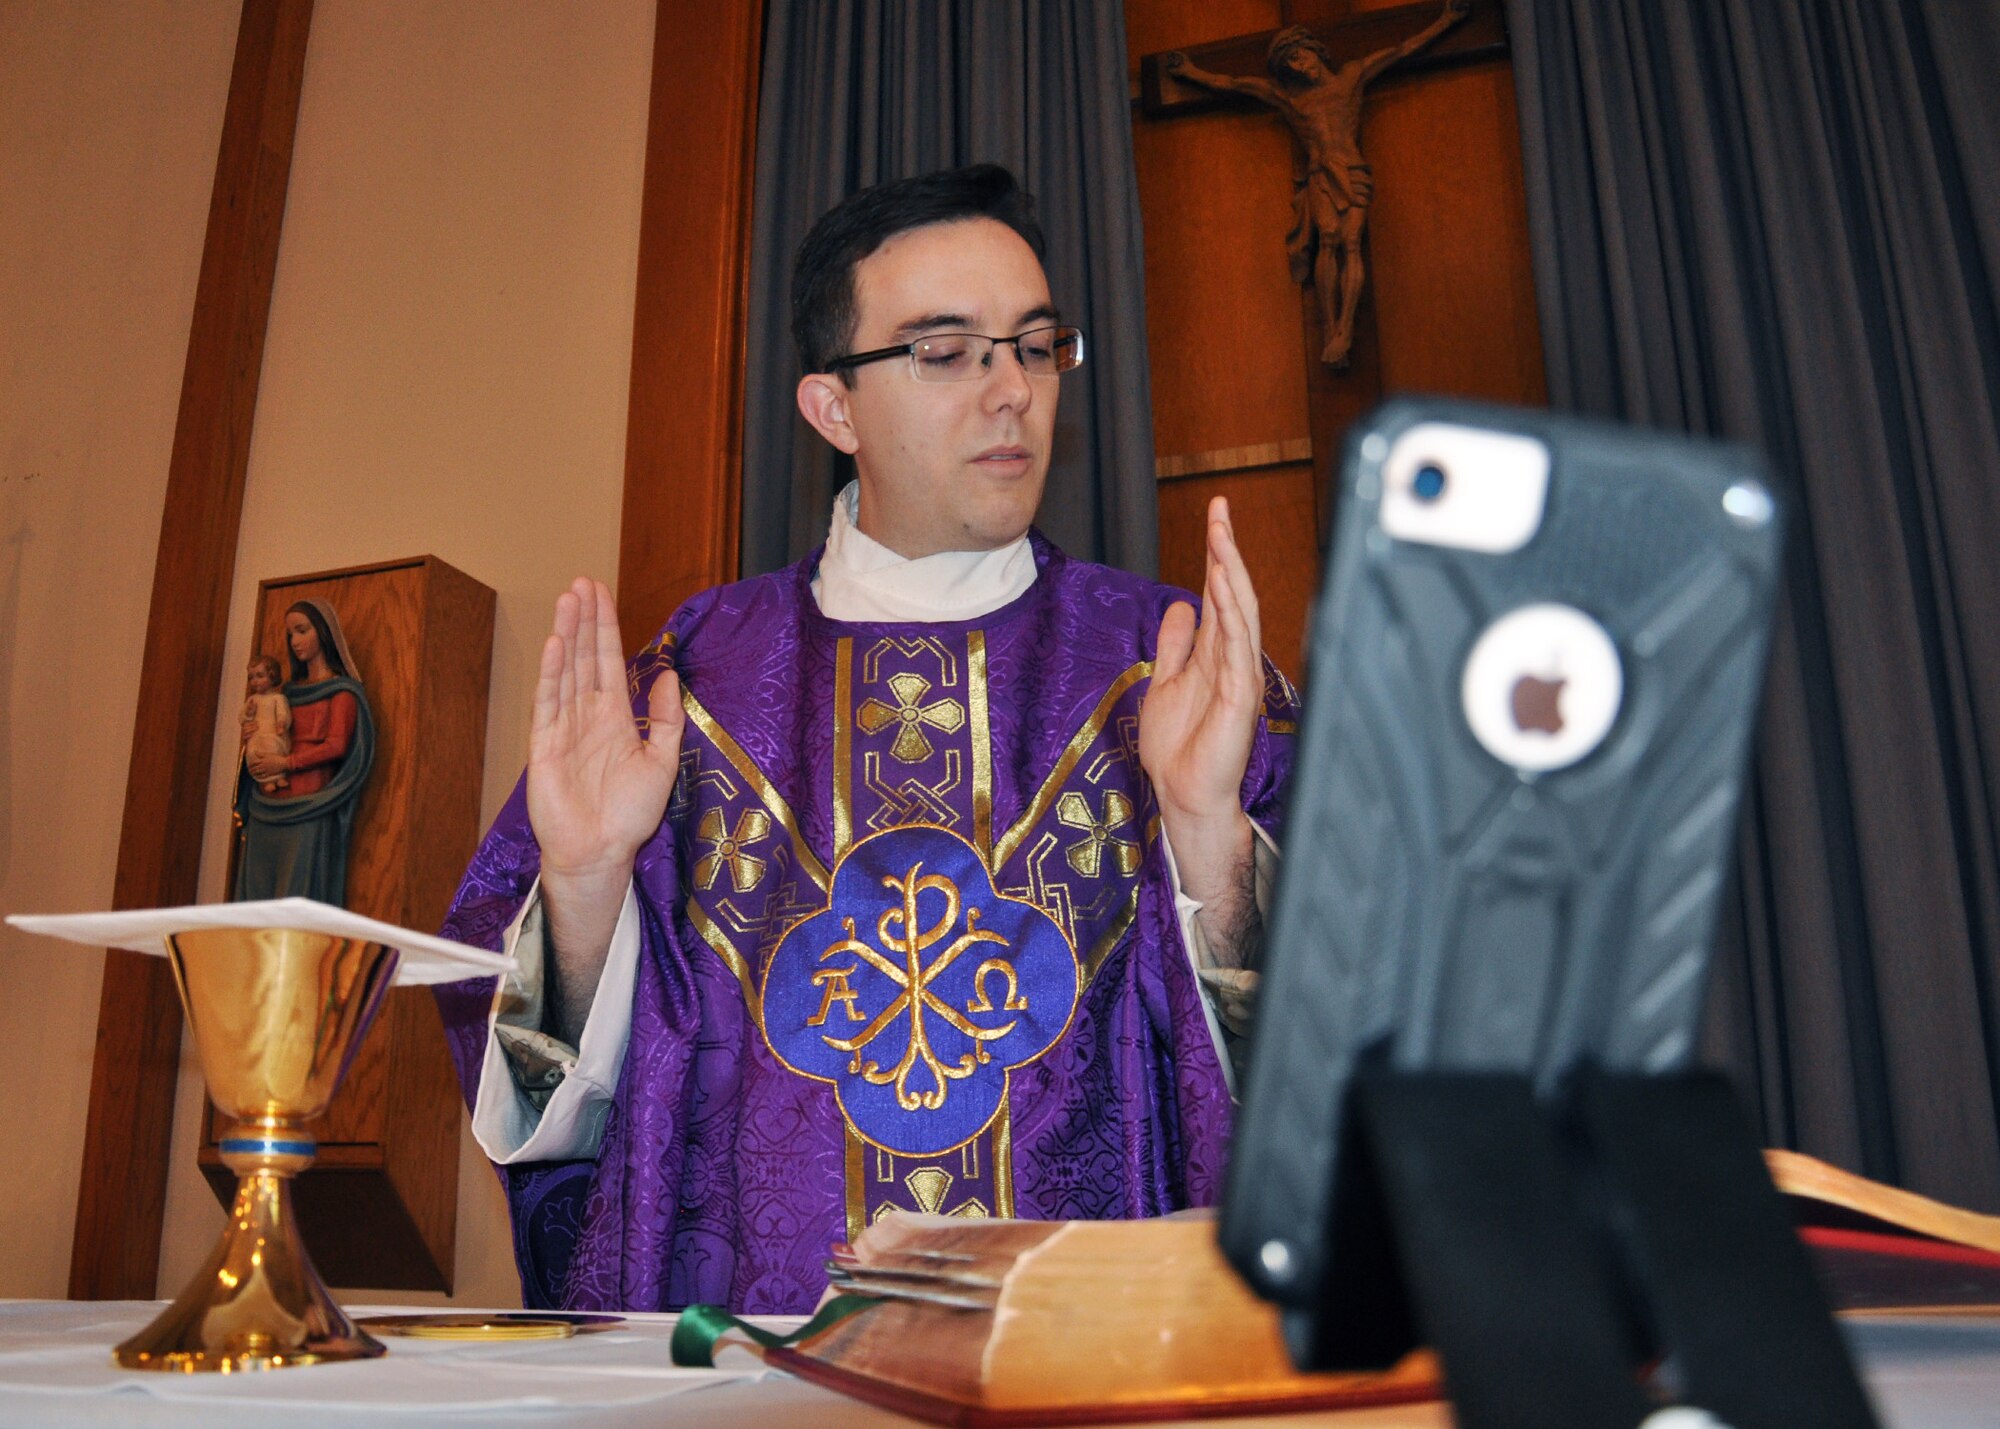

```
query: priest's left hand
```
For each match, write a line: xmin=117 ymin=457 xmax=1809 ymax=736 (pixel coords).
xmin=1140 ymin=496 xmax=1264 ymax=967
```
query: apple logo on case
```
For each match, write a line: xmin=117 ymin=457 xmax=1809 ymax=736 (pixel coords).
xmin=1464 ymin=606 xmax=1621 ymax=772
xmin=1510 ymin=673 xmax=1567 ymax=736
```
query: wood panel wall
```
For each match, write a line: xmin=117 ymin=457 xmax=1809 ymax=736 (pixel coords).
xmin=70 ymin=0 xmax=313 ymax=1301
xmin=1128 ymin=0 xmax=1545 ymax=679
xmin=615 ymin=0 xmax=763 ymax=649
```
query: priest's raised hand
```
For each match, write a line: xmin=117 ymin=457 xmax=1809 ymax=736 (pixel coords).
xmin=1139 ymin=496 xmax=1266 ymax=970
xmin=526 ymin=576 xmax=683 ymax=1043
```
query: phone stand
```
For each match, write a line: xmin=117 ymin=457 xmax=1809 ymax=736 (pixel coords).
xmin=1291 ymin=1065 xmax=1880 ymax=1429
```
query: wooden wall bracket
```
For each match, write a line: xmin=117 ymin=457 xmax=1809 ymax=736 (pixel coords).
xmin=201 ymin=556 xmax=495 ymax=1292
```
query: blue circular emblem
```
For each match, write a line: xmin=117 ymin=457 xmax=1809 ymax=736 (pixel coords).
xmin=760 ymin=825 xmax=1078 ymax=1156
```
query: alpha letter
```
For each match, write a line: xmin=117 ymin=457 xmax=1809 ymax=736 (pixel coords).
xmin=808 ymin=966 xmax=866 ymax=1026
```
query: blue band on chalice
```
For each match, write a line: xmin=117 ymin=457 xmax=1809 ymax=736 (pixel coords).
xmin=762 ymin=824 xmax=1079 ymax=1156
xmin=220 ymin=1135 xmax=317 ymax=1158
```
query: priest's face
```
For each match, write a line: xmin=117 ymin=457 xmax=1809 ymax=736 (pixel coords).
xmin=807 ymin=217 xmax=1060 ymax=558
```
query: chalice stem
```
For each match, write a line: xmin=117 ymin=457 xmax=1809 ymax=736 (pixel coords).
xmin=115 ymin=1133 xmax=384 ymax=1371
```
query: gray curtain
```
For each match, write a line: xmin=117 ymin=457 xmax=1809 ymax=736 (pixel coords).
xmin=1507 ymin=0 xmax=2000 ymax=1211
xmin=740 ymin=0 xmax=1159 ymax=579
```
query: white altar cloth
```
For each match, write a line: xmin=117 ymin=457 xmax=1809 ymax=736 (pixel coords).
xmin=0 ymin=1301 xmax=782 ymax=1426
xmin=0 ymin=1299 xmax=1996 ymax=1426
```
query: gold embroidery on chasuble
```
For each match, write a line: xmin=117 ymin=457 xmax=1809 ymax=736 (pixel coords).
xmin=676 ymin=690 xmax=823 ymax=1024
xmin=694 ymin=809 xmax=771 ymax=892
xmin=1057 ymin=790 xmax=1142 ymax=878
xmin=992 ymin=663 xmax=1157 ymax=988
xmin=857 ymin=672 xmax=967 ymax=763
xmin=812 ymin=633 xmax=1053 ymax=1235
xmin=1263 ymin=661 xmax=1302 ymax=735
xmin=680 ymin=632 xmax=1162 ymax=1243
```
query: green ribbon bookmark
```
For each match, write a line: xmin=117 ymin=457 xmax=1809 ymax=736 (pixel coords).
xmin=670 ymin=1294 xmax=880 ymax=1367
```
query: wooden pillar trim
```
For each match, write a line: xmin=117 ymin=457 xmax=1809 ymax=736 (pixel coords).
xmin=1155 ymin=438 xmax=1314 ymax=483
xmin=70 ymin=0 xmax=313 ymax=1300
xmin=615 ymin=0 xmax=764 ymax=647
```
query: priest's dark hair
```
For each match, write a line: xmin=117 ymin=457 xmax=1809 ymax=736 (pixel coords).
xmin=284 ymin=600 xmax=348 ymax=684
xmin=791 ymin=164 xmax=1048 ymax=382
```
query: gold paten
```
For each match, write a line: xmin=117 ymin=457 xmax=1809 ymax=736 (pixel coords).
xmin=115 ymin=926 xmax=399 ymax=1372
xmin=359 ymin=1315 xmax=575 ymax=1341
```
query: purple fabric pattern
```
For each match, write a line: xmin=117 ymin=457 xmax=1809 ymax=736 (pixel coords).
xmin=434 ymin=535 xmax=1298 ymax=1312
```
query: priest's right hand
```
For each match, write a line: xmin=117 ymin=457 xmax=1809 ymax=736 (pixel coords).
xmin=527 ymin=577 xmax=682 ymax=1041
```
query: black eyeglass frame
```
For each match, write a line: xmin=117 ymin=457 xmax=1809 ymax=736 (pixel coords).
xmin=825 ymin=324 xmax=1087 ymax=379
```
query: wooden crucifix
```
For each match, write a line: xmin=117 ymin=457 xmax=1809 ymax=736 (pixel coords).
xmin=1138 ymin=0 xmax=1510 ymax=543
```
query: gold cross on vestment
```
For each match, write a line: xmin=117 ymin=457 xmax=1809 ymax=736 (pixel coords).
xmin=694 ymin=808 xmax=771 ymax=892
xmin=1057 ymin=791 xmax=1142 ymax=878
xmin=858 ymin=673 xmax=967 ymax=764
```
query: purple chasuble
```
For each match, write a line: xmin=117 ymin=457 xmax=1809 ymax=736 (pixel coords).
xmin=434 ymin=535 xmax=1299 ymax=1313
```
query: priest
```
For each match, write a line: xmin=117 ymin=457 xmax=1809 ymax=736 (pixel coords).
xmin=434 ymin=165 xmax=1298 ymax=1313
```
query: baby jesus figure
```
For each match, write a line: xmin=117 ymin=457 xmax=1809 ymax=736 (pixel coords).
xmin=241 ymin=654 xmax=292 ymax=796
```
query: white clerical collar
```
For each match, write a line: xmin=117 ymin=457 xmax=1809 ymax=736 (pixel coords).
xmin=810 ymin=481 xmax=1038 ymax=622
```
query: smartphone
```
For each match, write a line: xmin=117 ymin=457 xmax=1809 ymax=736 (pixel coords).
xmin=1220 ymin=398 xmax=1783 ymax=1359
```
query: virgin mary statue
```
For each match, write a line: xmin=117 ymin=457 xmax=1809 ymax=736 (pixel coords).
xmin=233 ymin=598 xmax=376 ymax=906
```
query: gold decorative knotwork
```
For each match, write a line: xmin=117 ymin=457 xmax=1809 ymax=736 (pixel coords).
xmin=862 ymin=636 xmax=958 ymax=687
xmin=1057 ymin=791 xmax=1142 ymax=878
xmin=863 ymin=749 xmax=963 ymax=834
xmin=1003 ymin=831 xmax=1077 ymax=947
xmin=818 ymin=862 xmax=1013 ymax=1112
xmin=693 ymin=808 xmax=770 ymax=892
xmin=858 ymin=673 xmax=967 ymax=764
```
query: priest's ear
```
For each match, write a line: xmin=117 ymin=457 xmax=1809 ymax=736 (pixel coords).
xmin=797 ymin=372 xmax=861 ymax=455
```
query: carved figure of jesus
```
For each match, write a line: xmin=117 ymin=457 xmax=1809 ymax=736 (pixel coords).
xmin=1166 ymin=0 xmax=1468 ymax=366
xmin=241 ymin=654 xmax=291 ymax=795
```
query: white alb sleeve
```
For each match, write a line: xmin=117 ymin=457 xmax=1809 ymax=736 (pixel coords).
xmin=470 ymin=878 xmax=642 ymax=1165
xmin=1158 ymin=822 xmax=1281 ymax=1099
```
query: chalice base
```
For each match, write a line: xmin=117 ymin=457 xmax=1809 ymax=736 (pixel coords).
xmin=115 ymin=1167 xmax=385 ymax=1372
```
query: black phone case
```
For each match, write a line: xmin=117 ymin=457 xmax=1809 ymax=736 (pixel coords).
xmin=1220 ymin=397 xmax=1783 ymax=1310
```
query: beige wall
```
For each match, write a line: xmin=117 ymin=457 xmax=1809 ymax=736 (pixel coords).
xmin=0 ymin=0 xmax=241 ymax=1301
xmin=1 ymin=0 xmax=656 ymax=1304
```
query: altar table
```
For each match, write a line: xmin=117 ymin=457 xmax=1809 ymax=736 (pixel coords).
xmin=0 ymin=1300 xmax=1995 ymax=1425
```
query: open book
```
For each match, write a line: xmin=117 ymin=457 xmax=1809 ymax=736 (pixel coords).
xmin=771 ymin=1213 xmax=1438 ymax=1426
xmin=1768 ymin=1149 xmax=2000 ymax=1316
xmin=771 ymin=1154 xmax=2000 ymax=1426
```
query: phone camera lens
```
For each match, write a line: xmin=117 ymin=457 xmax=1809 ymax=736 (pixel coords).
xmin=1412 ymin=464 xmax=1447 ymax=502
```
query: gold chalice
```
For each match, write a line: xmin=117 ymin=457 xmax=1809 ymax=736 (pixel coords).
xmin=116 ymin=926 xmax=399 ymax=1372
